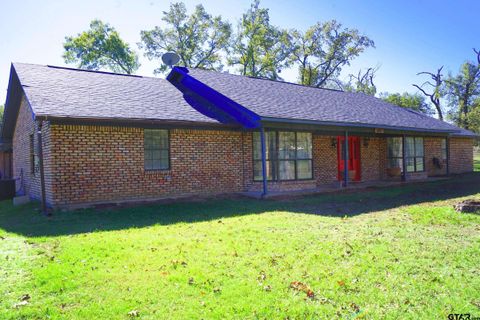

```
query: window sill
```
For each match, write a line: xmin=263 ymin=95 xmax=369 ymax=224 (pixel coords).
xmin=253 ymin=179 xmax=315 ymax=183
xmin=144 ymin=169 xmax=171 ymax=174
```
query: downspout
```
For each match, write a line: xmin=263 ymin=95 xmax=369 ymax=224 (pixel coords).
xmin=343 ymin=131 xmax=349 ymax=187
xmin=260 ymin=127 xmax=268 ymax=197
xmin=401 ymin=135 xmax=407 ymax=182
xmin=446 ymin=136 xmax=450 ymax=176
xmin=36 ymin=120 xmax=48 ymax=215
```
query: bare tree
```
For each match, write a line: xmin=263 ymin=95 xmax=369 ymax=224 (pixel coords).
xmin=413 ymin=66 xmax=444 ymax=120
xmin=348 ymin=67 xmax=378 ymax=95
xmin=337 ymin=67 xmax=378 ymax=95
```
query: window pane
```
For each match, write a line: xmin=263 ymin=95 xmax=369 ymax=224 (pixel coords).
xmin=253 ymin=131 xmax=277 ymax=160
xmin=152 ymin=150 xmax=161 ymax=160
xmin=254 ymin=160 xmax=263 ymax=181
xmin=415 ymin=138 xmax=424 ymax=157
xmin=265 ymin=132 xmax=277 ymax=160
xmin=160 ymin=150 xmax=169 ymax=161
xmin=387 ymin=138 xmax=402 ymax=157
xmin=144 ymin=150 xmax=153 ymax=160
xmin=441 ymin=139 xmax=447 ymax=160
xmin=405 ymin=137 xmax=415 ymax=157
xmin=388 ymin=158 xmax=402 ymax=169
xmin=160 ymin=158 xmax=169 ymax=170
xmin=253 ymin=132 xmax=261 ymax=160
xmin=406 ymin=157 xmax=415 ymax=172
xmin=161 ymin=132 xmax=169 ymax=149
xmin=254 ymin=160 xmax=275 ymax=181
xmin=296 ymin=132 xmax=312 ymax=159
xmin=297 ymin=160 xmax=312 ymax=179
xmin=278 ymin=132 xmax=296 ymax=159
xmin=415 ymin=157 xmax=424 ymax=171
xmin=279 ymin=160 xmax=295 ymax=180
xmin=144 ymin=159 xmax=153 ymax=170
xmin=267 ymin=160 xmax=276 ymax=180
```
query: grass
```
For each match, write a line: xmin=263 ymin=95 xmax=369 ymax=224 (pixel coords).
xmin=474 ymin=152 xmax=480 ymax=171
xmin=1 ymin=174 xmax=480 ymax=319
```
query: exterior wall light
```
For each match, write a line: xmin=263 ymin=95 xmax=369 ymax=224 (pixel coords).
xmin=363 ymin=137 xmax=370 ymax=147
xmin=331 ymin=138 xmax=337 ymax=148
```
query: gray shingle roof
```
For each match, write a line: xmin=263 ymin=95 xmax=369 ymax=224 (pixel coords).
xmin=8 ymin=63 xmax=477 ymax=137
xmin=185 ymin=68 xmax=476 ymax=136
xmin=12 ymin=63 xmax=217 ymax=124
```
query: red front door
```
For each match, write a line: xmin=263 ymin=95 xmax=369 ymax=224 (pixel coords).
xmin=337 ymin=136 xmax=361 ymax=181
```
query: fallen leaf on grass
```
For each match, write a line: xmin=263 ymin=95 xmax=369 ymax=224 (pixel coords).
xmin=171 ymin=260 xmax=187 ymax=269
xmin=13 ymin=301 xmax=28 ymax=309
xmin=337 ymin=280 xmax=345 ymax=286
xmin=127 ymin=310 xmax=140 ymax=317
xmin=306 ymin=289 xmax=315 ymax=299
xmin=258 ymin=271 xmax=267 ymax=281
xmin=471 ymin=300 xmax=480 ymax=308
xmin=290 ymin=281 xmax=315 ymax=300
xmin=20 ymin=294 xmax=30 ymax=301
xmin=350 ymin=303 xmax=360 ymax=313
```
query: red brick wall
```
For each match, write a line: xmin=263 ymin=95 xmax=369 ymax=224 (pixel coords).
xmin=360 ymin=137 xmax=385 ymax=181
xmin=314 ymin=136 xmax=338 ymax=186
xmin=449 ymin=137 xmax=473 ymax=174
xmin=12 ymin=97 xmax=43 ymax=200
xmin=48 ymin=125 xmax=245 ymax=206
xmin=10 ymin=101 xmax=475 ymax=207
xmin=425 ymin=137 xmax=447 ymax=176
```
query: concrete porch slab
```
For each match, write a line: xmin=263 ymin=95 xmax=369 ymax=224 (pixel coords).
xmin=241 ymin=177 xmax=449 ymax=199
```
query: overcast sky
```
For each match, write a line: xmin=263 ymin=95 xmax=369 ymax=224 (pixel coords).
xmin=1 ymin=0 xmax=479 ymax=104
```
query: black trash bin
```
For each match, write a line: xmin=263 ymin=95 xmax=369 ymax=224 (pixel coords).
xmin=0 ymin=179 xmax=15 ymax=201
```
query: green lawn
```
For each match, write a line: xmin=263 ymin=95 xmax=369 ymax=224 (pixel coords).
xmin=1 ymin=174 xmax=480 ymax=319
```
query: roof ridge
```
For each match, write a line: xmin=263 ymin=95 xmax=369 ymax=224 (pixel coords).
xmin=187 ymin=67 xmax=346 ymax=93
xmin=46 ymin=65 xmax=144 ymax=78
xmin=13 ymin=62 xmax=154 ymax=79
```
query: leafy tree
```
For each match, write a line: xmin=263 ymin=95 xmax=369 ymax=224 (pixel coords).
xmin=445 ymin=49 xmax=480 ymax=129
xmin=227 ymin=0 xmax=294 ymax=80
xmin=63 ymin=20 xmax=139 ymax=74
xmin=139 ymin=2 xmax=231 ymax=74
xmin=291 ymin=21 xmax=374 ymax=88
xmin=380 ymin=92 xmax=433 ymax=115
xmin=0 ymin=104 xmax=3 ymax=124
xmin=466 ymin=98 xmax=480 ymax=133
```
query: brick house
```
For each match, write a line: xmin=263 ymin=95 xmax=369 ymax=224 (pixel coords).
xmin=0 ymin=63 xmax=476 ymax=209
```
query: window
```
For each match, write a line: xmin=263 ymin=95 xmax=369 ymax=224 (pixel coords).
xmin=30 ymin=134 xmax=39 ymax=175
xmin=253 ymin=131 xmax=313 ymax=181
xmin=387 ymin=137 xmax=403 ymax=170
xmin=144 ymin=129 xmax=169 ymax=170
xmin=387 ymin=137 xmax=424 ymax=173
xmin=406 ymin=137 xmax=424 ymax=172
xmin=441 ymin=139 xmax=447 ymax=161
